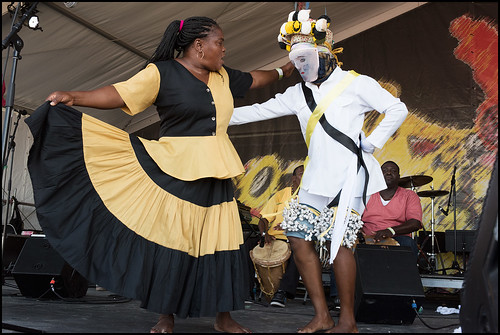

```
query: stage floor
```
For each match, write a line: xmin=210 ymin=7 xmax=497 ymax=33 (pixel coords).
xmin=2 ymin=278 xmax=462 ymax=333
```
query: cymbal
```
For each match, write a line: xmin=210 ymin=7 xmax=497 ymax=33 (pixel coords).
xmin=398 ymin=175 xmax=433 ymax=188
xmin=417 ymin=190 xmax=449 ymax=198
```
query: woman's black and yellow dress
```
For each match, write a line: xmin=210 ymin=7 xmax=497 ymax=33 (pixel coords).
xmin=25 ymin=60 xmax=253 ymax=318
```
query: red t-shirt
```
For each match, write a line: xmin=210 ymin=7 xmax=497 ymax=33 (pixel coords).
xmin=362 ymin=187 xmax=422 ymax=237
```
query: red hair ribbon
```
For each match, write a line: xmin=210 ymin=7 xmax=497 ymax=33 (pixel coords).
xmin=179 ymin=20 xmax=184 ymax=32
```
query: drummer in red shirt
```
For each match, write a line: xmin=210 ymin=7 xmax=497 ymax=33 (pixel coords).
xmin=361 ymin=161 xmax=423 ymax=257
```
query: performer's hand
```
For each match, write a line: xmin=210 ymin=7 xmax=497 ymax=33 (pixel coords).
xmin=265 ymin=233 xmax=275 ymax=245
xmin=46 ymin=91 xmax=75 ymax=106
xmin=360 ymin=131 xmax=375 ymax=154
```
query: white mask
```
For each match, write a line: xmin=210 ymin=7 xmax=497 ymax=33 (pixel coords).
xmin=289 ymin=43 xmax=319 ymax=82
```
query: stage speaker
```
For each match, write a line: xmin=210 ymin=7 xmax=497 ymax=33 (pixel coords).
xmin=12 ymin=237 xmax=88 ymax=299
xmin=2 ymin=234 xmax=28 ymax=277
xmin=460 ymin=156 xmax=498 ymax=333
xmin=445 ymin=230 xmax=476 ymax=253
xmin=354 ymin=244 xmax=425 ymax=325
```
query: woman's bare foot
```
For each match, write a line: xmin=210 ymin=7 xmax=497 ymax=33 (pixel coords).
xmin=150 ymin=314 xmax=174 ymax=333
xmin=297 ymin=314 xmax=335 ymax=333
xmin=214 ymin=312 xmax=251 ymax=333
xmin=324 ymin=321 xmax=358 ymax=333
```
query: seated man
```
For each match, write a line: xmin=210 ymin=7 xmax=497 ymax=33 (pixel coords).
xmin=251 ymin=165 xmax=304 ymax=308
xmin=361 ymin=161 xmax=422 ymax=257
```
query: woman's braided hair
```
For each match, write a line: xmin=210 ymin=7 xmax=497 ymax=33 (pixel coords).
xmin=144 ymin=16 xmax=219 ymax=68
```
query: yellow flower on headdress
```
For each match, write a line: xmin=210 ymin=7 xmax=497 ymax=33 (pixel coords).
xmin=285 ymin=20 xmax=302 ymax=34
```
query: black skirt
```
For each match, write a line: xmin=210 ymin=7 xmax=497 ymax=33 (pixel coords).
xmin=25 ymin=102 xmax=248 ymax=318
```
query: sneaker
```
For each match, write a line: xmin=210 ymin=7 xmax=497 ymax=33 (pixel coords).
xmin=328 ymin=296 xmax=341 ymax=311
xmin=245 ymin=294 xmax=255 ymax=304
xmin=270 ymin=290 xmax=287 ymax=308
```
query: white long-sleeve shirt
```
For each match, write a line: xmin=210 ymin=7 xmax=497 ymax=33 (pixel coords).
xmin=230 ymin=66 xmax=408 ymax=200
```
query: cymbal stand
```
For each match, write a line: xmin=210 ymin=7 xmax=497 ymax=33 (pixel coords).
xmin=409 ymin=180 xmax=417 ymax=244
xmin=429 ymin=195 xmax=437 ymax=273
xmin=421 ymin=191 xmax=447 ymax=275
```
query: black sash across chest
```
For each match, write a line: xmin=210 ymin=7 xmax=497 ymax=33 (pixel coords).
xmin=301 ymin=82 xmax=369 ymax=207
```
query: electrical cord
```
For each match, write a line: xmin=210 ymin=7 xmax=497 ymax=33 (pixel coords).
xmin=49 ymin=277 xmax=132 ymax=304
xmin=411 ymin=299 xmax=461 ymax=330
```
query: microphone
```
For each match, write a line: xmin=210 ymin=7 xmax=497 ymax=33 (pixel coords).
xmin=440 ymin=166 xmax=456 ymax=216
xmin=439 ymin=205 xmax=448 ymax=216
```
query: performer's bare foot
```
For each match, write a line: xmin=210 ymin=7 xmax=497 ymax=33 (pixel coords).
xmin=297 ymin=314 xmax=335 ymax=333
xmin=150 ymin=314 xmax=174 ymax=333
xmin=323 ymin=321 xmax=358 ymax=333
xmin=214 ymin=312 xmax=251 ymax=333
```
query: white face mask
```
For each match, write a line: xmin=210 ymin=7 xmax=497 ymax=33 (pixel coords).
xmin=289 ymin=44 xmax=319 ymax=82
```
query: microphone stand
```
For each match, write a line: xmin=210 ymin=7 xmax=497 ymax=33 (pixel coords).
xmin=438 ymin=166 xmax=463 ymax=275
xmin=2 ymin=1 xmax=39 ymax=174
xmin=2 ymin=2 xmax=39 ymax=273
xmin=450 ymin=167 xmax=462 ymax=274
xmin=2 ymin=111 xmax=24 ymax=284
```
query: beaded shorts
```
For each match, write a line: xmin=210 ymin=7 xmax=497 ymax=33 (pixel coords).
xmin=282 ymin=197 xmax=364 ymax=248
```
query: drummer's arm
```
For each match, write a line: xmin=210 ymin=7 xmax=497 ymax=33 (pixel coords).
xmin=375 ymin=219 xmax=421 ymax=239
xmin=257 ymin=218 xmax=268 ymax=236
xmin=374 ymin=190 xmax=423 ymax=242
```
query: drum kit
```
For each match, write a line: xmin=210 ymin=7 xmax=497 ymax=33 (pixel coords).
xmin=398 ymin=172 xmax=457 ymax=274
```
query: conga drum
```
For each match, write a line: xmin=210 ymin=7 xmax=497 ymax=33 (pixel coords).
xmin=250 ymin=239 xmax=291 ymax=301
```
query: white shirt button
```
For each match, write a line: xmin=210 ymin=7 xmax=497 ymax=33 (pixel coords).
xmin=211 ymin=116 xmax=216 ymax=121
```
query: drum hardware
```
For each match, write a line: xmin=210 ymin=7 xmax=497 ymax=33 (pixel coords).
xmin=398 ymin=175 xmax=433 ymax=190
xmin=437 ymin=166 xmax=464 ymax=275
xmin=417 ymin=187 xmax=449 ymax=274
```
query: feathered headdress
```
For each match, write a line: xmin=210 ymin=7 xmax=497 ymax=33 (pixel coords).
xmin=277 ymin=10 xmax=343 ymax=66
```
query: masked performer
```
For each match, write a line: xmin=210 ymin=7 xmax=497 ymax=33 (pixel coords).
xmin=230 ymin=10 xmax=408 ymax=333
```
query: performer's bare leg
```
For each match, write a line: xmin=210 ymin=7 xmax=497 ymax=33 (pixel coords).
xmin=289 ymin=236 xmax=335 ymax=333
xmin=150 ymin=314 xmax=174 ymax=333
xmin=214 ymin=312 xmax=251 ymax=333
xmin=325 ymin=246 xmax=358 ymax=333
